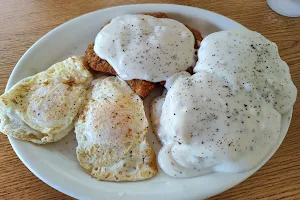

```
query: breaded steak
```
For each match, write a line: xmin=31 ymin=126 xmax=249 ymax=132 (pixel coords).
xmin=85 ymin=12 xmax=203 ymax=98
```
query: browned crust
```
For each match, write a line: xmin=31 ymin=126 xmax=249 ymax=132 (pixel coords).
xmin=85 ymin=43 xmax=117 ymax=75
xmin=185 ymin=25 xmax=203 ymax=48
xmin=85 ymin=44 xmax=155 ymax=98
xmin=85 ymin=12 xmax=203 ymax=98
xmin=140 ymin=12 xmax=169 ymax=18
xmin=126 ymin=79 xmax=156 ymax=99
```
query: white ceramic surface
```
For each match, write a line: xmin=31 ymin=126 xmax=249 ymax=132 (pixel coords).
xmin=6 ymin=4 xmax=293 ymax=200
xmin=267 ymin=0 xmax=300 ymax=17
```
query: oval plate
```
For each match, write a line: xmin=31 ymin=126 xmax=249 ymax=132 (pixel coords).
xmin=6 ymin=4 xmax=292 ymax=200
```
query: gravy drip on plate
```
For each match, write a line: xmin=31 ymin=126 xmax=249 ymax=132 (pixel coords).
xmin=94 ymin=14 xmax=195 ymax=82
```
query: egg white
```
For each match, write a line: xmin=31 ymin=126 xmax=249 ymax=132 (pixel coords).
xmin=0 ymin=56 xmax=93 ymax=144
xmin=75 ymin=76 xmax=157 ymax=181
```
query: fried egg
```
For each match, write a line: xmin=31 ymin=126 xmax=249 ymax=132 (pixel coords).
xmin=75 ymin=76 xmax=157 ymax=182
xmin=0 ymin=56 xmax=93 ymax=144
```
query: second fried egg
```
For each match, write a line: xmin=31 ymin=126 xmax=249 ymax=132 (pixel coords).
xmin=75 ymin=76 xmax=157 ymax=182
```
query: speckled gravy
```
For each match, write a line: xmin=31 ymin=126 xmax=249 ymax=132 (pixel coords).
xmin=151 ymin=29 xmax=296 ymax=178
xmin=194 ymin=29 xmax=297 ymax=114
xmin=94 ymin=14 xmax=195 ymax=82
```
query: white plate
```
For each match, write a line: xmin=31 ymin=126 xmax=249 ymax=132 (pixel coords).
xmin=6 ymin=4 xmax=292 ymax=200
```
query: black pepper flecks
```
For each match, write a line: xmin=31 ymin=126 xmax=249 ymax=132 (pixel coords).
xmin=157 ymin=66 xmax=282 ymax=174
xmin=95 ymin=14 xmax=195 ymax=82
xmin=195 ymin=29 xmax=296 ymax=115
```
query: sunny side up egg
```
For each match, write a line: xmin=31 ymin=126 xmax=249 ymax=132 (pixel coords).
xmin=0 ymin=56 xmax=93 ymax=144
xmin=75 ymin=76 xmax=157 ymax=182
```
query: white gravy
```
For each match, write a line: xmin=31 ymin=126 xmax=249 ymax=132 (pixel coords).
xmin=94 ymin=14 xmax=195 ymax=82
xmin=194 ymin=29 xmax=297 ymax=114
xmin=151 ymin=29 xmax=297 ymax=178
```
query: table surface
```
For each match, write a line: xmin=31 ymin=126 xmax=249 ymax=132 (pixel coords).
xmin=0 ymin=0 xmax=299 ymax=199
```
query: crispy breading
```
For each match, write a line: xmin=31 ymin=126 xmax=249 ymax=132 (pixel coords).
xmin=140 ymin=12 xmax=169 ymax=18
xmin=85 ymin=43 xmax=117 ymax=75
xmin=85 ymin=12 xmax=203 ymax=98
xmin=126 ymin=79 xmax=156 ymax=99
xmin=185 ymin=25 xmax=203 ymax=48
